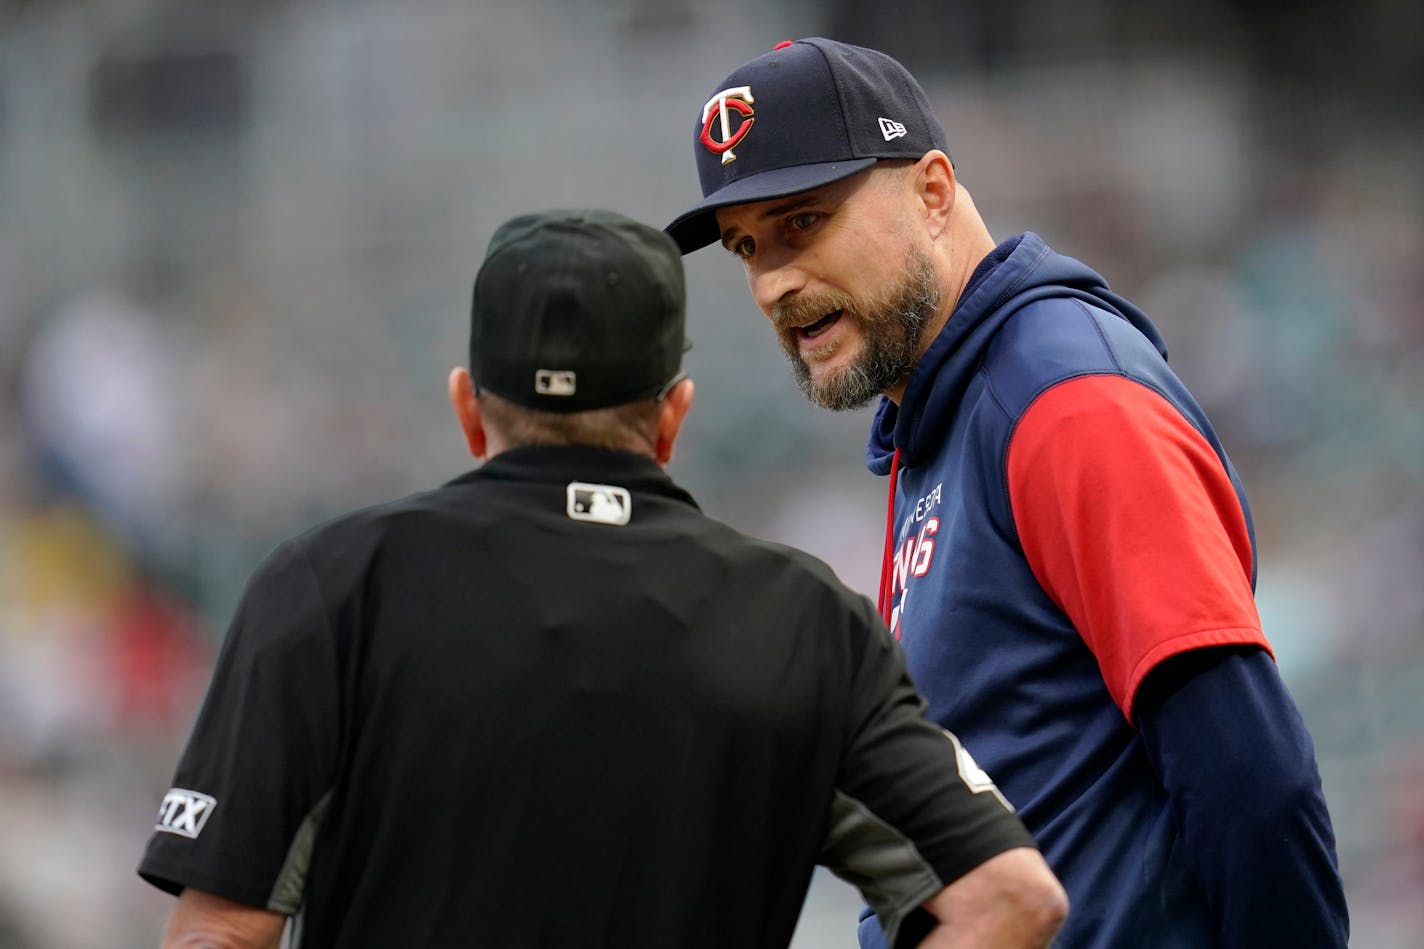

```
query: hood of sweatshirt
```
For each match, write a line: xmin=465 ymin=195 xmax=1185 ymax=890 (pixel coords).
xmin=866 ymin=232 xmax=1168 ymax=473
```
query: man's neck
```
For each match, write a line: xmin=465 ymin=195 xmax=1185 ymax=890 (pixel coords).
xmin=885 ymin=229 xmax=998 ymax=406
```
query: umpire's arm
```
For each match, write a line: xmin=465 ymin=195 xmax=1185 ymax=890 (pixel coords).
xmin=824 ymin=600 xmax=1066 ymax=948
xmin=160 ymin=888 xmax=286 ymax=949
xmin=917 ymin=848 xmax=1065 ymax=948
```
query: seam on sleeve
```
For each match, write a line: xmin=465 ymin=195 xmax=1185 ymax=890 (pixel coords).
xmin=819 ymin=791 xmax=944 ymax=947
xmin=1123 ymin=626 xmax=1273 ymax=726
xmin=268 ymin=788 xmax=335 ymax=914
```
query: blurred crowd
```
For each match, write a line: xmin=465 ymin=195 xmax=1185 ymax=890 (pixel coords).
xmin=1 ymin=1 xmax=1420 ymax=946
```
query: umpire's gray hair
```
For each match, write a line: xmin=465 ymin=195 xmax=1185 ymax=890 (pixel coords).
xmin=476 ymin=389 xmax=662 ymax=454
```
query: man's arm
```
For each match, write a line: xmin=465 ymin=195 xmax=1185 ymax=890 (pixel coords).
xmin=1136 ymin=645 xmax=1349 ymax=947
xmin=915 ymin=847 xmax=1066 ymax=948
xmin=161 ymin=888 xmax=286 ymax=949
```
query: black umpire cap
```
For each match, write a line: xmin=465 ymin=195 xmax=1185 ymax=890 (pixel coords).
xmin=470 ymin=209 xmax=690 ymax=413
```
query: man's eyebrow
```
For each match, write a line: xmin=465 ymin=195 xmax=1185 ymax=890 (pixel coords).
xmin=759 ymin=194 xmax=820 ymax=220
xmin=719 ymin=195 xmax=822 ymax=250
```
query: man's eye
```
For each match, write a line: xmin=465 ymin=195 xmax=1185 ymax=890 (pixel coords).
xmin=789 ymin=212 xmax=818 ymax=231
xmin=732 ymin=237 xmax=755 ymax=259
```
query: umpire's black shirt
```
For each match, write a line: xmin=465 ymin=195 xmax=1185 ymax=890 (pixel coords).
xmin=139 ymin=446 xmax=1032 ymax=947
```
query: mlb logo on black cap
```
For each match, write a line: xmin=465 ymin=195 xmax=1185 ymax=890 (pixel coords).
xmin=469 ymin=209 xmax=689 ymax=413
xmin=536 ymin=369 xmax=576 ymax=396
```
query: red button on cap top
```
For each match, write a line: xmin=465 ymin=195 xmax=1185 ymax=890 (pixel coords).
xmin=773 ymin=40 xmax=794 ymax=50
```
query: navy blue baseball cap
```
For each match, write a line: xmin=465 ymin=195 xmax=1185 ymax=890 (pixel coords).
xmin=666 ymin=38 xmax=950 ymax=254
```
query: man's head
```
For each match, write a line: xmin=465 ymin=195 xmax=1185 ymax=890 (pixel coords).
xmin=450 ymin=209 xmax=694 ymax=461
xmin=667 ymin=39 xmax=992 ymax=408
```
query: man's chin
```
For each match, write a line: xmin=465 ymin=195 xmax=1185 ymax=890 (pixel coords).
xmin=801 ymin=366 xmax=884 ymax=412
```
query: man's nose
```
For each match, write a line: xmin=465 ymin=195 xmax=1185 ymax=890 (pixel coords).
xmin=750 ymin=259 xmax=807 ymax=315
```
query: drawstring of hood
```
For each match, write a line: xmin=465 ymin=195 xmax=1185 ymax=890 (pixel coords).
xmin=876 ymin=448 xmax=900 ymax=632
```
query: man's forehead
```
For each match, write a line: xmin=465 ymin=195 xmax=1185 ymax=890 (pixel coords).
xmin=714 ymin=170 xmax=873 ymax=233
xmin=715 ymin=192 xmax=816 ymax=231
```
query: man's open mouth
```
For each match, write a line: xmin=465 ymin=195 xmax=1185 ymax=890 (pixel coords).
xmin=797 ymin=310 xmax=843 ymax=341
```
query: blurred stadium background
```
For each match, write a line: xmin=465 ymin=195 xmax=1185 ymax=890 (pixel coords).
xmin=0 ymin=0 xmax=1420 ymax=946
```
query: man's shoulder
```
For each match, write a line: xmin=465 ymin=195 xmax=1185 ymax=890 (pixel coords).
xmin=980 ymin=295 xmax=1165 ymax=419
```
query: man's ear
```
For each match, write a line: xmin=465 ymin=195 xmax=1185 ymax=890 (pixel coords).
xmin=448 ymin=367 xmax=488 ymax=460
xmin=654 ymin=378 xmax=695 ymax=467
xmin=915 ymin=149 xmax=957 ymax=240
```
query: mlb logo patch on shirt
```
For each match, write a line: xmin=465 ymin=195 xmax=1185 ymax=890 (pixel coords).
xmin=567 ymin=482 xmax=631 ymax=525
xmin=155 ymin=788 xmax=217 ymax=839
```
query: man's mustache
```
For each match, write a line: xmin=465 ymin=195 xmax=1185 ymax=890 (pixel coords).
xmin=771 ymin=291 xmax=857 ymax=333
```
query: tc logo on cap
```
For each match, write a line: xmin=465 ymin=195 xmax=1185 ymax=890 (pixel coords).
xmin=699 ymin=86 xmax=755 ymax=165
xmin=535 ymin=369 xmax=577 ymax=396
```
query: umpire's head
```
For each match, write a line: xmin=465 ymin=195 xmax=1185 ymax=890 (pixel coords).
xmin=448 ymin=209 xmax=695 ymax=464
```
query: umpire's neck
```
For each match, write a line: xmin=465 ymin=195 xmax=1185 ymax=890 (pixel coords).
xmin=446 ymin=367 xmax=695 ymax=467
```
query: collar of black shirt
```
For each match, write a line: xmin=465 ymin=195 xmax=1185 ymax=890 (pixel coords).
xmin=449 ymin=445 xmax=699 ymax=508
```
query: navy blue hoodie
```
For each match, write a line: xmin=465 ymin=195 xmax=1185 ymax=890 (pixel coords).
xmin=858 ymin=233 xmax=1347 ymax=947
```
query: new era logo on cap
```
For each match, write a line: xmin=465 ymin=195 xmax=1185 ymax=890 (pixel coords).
xmin=535 ymin=369 xmax=577 ymax=396
xmin=878 ymin=117 xmax=908 ymax=141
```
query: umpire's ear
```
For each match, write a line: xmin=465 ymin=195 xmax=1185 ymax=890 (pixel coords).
xmin=448 ymin=367 xmax=488 ymax=460
xmin=654 ymin=377 xmax=695 ymax=467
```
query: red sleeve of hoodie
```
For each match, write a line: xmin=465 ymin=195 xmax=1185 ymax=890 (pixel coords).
xmin=1005 ymin=374 xmax=1271 ymax=722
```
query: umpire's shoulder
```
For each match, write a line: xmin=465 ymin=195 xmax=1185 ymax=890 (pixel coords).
xmin=700 ymin=515 xmax=878 ymax=616
xmin=247 ymin=483 xmax=458 ymax=587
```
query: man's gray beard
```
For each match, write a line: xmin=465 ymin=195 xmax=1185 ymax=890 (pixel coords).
xmin=780 ymin=249 xmax=941 ymax=412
